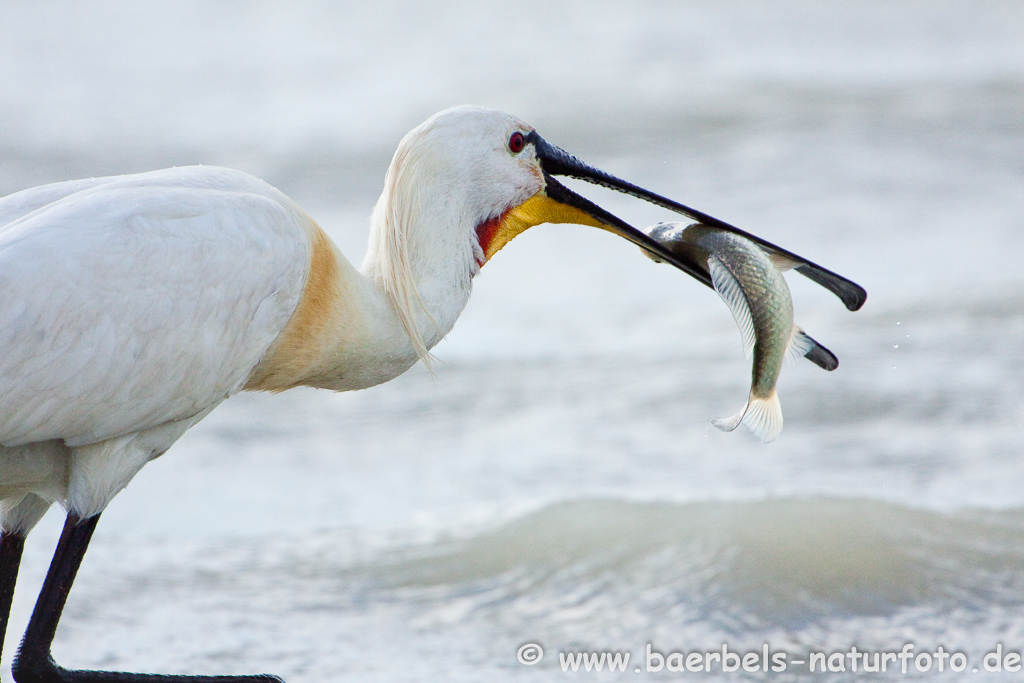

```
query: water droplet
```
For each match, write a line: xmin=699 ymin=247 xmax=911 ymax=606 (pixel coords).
xmin=893 ymin=343 xmax=899 ymax=349
xmin=896 ymin=321 xmax=901 ymax=326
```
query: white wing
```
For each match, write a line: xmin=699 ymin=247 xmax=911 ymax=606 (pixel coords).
xmin=0 ymin=177 xmax=119 ymax=229
xmin=0 ymin=167 xmax=311 ymax=448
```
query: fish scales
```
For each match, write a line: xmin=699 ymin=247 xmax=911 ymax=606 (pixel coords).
xmin=695 ymin=227 xmax=793 ymax=400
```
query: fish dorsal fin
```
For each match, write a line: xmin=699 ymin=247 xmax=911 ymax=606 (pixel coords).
xmin=789 ymin=327 xmax=839 ymax=371
xmin=786 ymin=325 xmax=815 ymax=363
xmin=709 ymin=256 xmax=756 ymax=359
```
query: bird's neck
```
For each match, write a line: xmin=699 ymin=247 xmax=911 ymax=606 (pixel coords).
xmin=246 ymin=213 xmax=474 ymax=393
xmin=360 ymin=172 xmax=481 ymax=365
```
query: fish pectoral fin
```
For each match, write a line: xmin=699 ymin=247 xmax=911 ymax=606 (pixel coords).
xmin=788 ymin=327 xmax=839 ymax=371
xmin=708 ymin=256 xmax=756 ymax=359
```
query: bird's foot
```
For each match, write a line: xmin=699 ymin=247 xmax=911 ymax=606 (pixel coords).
xmin=12 ymin=653 xmax=284 ymax=683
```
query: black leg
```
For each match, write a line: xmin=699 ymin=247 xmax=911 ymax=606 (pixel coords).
xmin=13 ymin=514 xmax=283 ymax=683
xmin=1 ymin=529 xmax=28 ymax=663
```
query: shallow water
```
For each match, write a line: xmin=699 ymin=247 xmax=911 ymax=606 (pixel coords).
xmin=2 ymin=2 xmax=1024 ymax=681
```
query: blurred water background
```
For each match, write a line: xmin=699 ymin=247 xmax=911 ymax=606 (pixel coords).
xmin=1 ymin=1 xmax=1023 ymax=681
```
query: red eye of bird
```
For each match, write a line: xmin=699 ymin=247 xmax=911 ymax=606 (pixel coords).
xmin=508 ymin=131 xmax=525 ymax=154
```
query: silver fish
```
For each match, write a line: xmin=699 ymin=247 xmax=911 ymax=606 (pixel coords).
xmin=647 ymin=222 xmax=838 ymax=443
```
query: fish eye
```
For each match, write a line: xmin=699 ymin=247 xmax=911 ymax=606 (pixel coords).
xmin=507 ymin=131 xmax=525 ymax=154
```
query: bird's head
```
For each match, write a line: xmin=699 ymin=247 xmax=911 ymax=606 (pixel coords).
xmin=367 ymin=105 xmax=745 ymax=363
xmin=375 ymin=106 xmax=725 ymax=286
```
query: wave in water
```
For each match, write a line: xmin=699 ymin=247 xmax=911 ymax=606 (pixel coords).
xmin=47 ymin=497 xmax=1024 ymax=681
xmin=363 ymin=497 xmax=1024 ymax=625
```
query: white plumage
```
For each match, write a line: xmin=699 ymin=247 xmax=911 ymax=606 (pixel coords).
xmin=0 ymin=167 xmax=311 ymax=520
xmin=0 ymin=169 xmax=310 ymax=444
xmin=0 ymin=107 xmax=552 ymax=532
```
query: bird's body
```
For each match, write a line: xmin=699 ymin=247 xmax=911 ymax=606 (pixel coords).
xmin=0 ymin=106 xmax=864 ymax=683
xmin=0 ymin=166 xmax=409 ymax=526
xmin=0 ymin=106 xmax=528 ymax=528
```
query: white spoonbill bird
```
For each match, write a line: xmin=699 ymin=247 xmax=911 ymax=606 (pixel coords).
xmin=0 ymin=106 xmax=864 ymax=683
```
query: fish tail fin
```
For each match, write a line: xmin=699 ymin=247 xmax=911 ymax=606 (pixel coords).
xmin=743 ymin=390 xmax=783 ymax=443
xmin=711 ymin=390 xmax=783 ymax=443
xmin=786 ymin=325 xmax=839 ymax=371
xmin=711 ymin=400 xmax=747 ymax=433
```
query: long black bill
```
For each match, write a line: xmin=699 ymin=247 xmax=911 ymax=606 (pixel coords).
xmin=528 ymin=132 xmax=867 ymax=312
